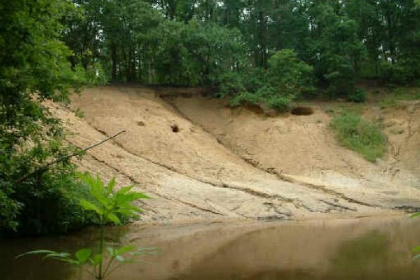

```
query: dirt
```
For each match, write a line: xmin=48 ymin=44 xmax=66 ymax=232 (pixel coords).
xmin=49 ymin=86 xmax=420 ymax=224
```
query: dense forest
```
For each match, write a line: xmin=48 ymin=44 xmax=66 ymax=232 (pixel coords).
xmin=67 ymin=0 xmax=420 ymax=96
xmin=0 ymin=0 xmax=419 ymax=236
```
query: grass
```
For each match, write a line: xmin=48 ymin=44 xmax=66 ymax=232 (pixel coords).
xmin=378 ymin=87 xmax=420 ymax=109
xmin=331 ymin=112 xmax=387 ymax=162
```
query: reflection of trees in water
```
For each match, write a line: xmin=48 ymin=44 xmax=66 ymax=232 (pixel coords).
xmin=170 ymin=227 xmax=420 ymax=280
xmin=329 ymin=230 xmax=389 ymax=280
xmin=327 ymin=230 xmax=419 ymax=280
xmin=0 ymin=246 xmax=75 ymax=280
xmin=0 ymin=226 xmax=129 ymax=280
xmin=5 ymin=219 xmax=420 ymax=280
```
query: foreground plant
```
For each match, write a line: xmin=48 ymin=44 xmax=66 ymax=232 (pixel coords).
xmin=18 ymin=173 xmax=153 ymax=280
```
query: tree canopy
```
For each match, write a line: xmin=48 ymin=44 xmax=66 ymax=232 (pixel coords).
xmin=58 ymin=0 xmax=420 ymax=105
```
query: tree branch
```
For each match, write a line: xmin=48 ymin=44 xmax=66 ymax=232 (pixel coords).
xmin=15 ymin=130 xmax=126 ymax=184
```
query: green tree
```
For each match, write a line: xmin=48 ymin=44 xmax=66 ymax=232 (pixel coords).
xmin=0 ymin=0 xmax=87 ymax=235
xmin=308 ymin=1 xmax=366 ymax=97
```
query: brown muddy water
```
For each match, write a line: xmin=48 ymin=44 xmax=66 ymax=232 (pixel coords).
xmin=2 ymin=215 xmax=420 ymax=280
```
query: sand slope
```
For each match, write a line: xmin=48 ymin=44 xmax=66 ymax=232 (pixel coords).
xmin=51 ymin=86 xmax=420 ymax=224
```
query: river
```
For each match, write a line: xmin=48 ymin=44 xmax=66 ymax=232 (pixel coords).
xmin=2 ymin=215 xmax=420 ymax=280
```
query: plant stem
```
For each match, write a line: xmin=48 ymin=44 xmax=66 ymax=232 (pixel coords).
xmin=103 ymin=256 xmax=115 ymax=277
xmin=98 ymin=219 xmax=105 ymax=280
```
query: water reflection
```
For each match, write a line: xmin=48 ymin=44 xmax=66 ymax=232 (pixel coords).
xmin=0 ymin=226 xmax=127 ymax=280
xmin=1 ymin=216 xmax=420 ymax=280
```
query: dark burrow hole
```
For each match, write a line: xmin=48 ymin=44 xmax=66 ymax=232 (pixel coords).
xmin=171 ymin=124 xmax=180 ymax=133
xmin=291 ymin=106 xmax=314 ymax=116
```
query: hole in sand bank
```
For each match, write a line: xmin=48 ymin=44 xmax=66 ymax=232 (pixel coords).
xmin=244 ymin=103 xmax=265 ymax=115
xmin=171 ymin=124 xmax=180 ymax=133
xmin=291 ymin=106 xmax=314 ymax=116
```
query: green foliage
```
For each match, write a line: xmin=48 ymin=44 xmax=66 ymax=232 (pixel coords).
xmin=310 ymin=3 xmax=366 ymax=98
xmin=379 ymin=87 xmax=420 ymax=108
xmin=227 ymin=49 xmax=313 ymax=112
xmin=77 ymin=173 xmax=149 ymax=224
xmin=61 ymin=0 xmax=420 ymax=95
xmin=19 ymin=173 xmax=153 ymax=280
xmin=265 ymin=95 xmax=295 ymax=112
xmin=347 ymin=88 xmax=367 ymax=103
xmin=154 ymin=20 xmax=246 ymax=86
xmin=85 ymin=62 xmax=109 ymax=85
xmin=267 ymin=49 xmax=314 ymax=96
xmin=215 ymin=72 xmax=246 ymax=97
xmin=0 ymin=0 xmax=91 ymax=236
xmin=331 ymin=112 xmax=387 ymax=162
xmin=381 ymin=58 xmax=420 ymax=84
xmin=229 ymin=91 xmax=261 ymax=107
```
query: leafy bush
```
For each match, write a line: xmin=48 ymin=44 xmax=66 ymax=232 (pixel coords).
xmin=381 ymin=58 xmax=420 ymax=84
xmin=0 ymin=152 xmax=97 ymax=236
xmin=242 ymin=67 xmax=270 ymax=93
xmin=266 ymin=95 xmax=294 ymax=111
xmin=347 ymin=88 xmax=367 ymax=103
xmin=267 ymin=49 xmax=314 ymax=96
xmin=229 ymin=91 xmax=261 ymax=107
xmin=215 ymin=72 xmax=246 ymax=97
xmin=225 ymin=49 xmax=314 ymax=112
xmin=331 ymin=113 xmax=387 ymax=162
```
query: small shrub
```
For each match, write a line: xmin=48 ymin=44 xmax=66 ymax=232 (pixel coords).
xmin=224 ymin=50 xmax=314 ymax=113
xmin=215 ymin=72 xmax=246 ymax=97
xmin=347 ymin=88 xmax=366 ymax=103
xmin=75 ymin=108 xmax=85 ymax=118
xmin=266 ymin=95 xmax=293 ymax=112
xmin=229 ymin=91 xmax=261 ymax=107
xmin=381 ymin=59 xmax=420 ymax=84
xmin=331 ymin=112 xmax=387 ymax=162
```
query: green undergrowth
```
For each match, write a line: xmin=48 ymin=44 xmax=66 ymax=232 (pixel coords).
xmin=331 ymin=112 xmax=387 ymax=162
xmin=378 ymin=87 xmax=420 ymax=109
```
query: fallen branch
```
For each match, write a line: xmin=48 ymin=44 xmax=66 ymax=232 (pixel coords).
xmin=15 ymin=130 xmax=126 ymax=184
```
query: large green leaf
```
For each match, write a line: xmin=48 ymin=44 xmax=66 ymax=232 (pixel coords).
xmin=106 ymin=177 xmax=116 ymax=195
xmin=115 ymin=245 xmax=136 ymax=256
xmin=106 ymin=212 xmax=121 ymax=225
xmin=75 ymin=248 xmax=91 ymax=264
xmin=91 ymin=254 xmax=102 ymax=265
xmin=80 ymin=199 xmax=103 ymax=215
xmin=16 ymin=250 xmax=57 ymax=259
